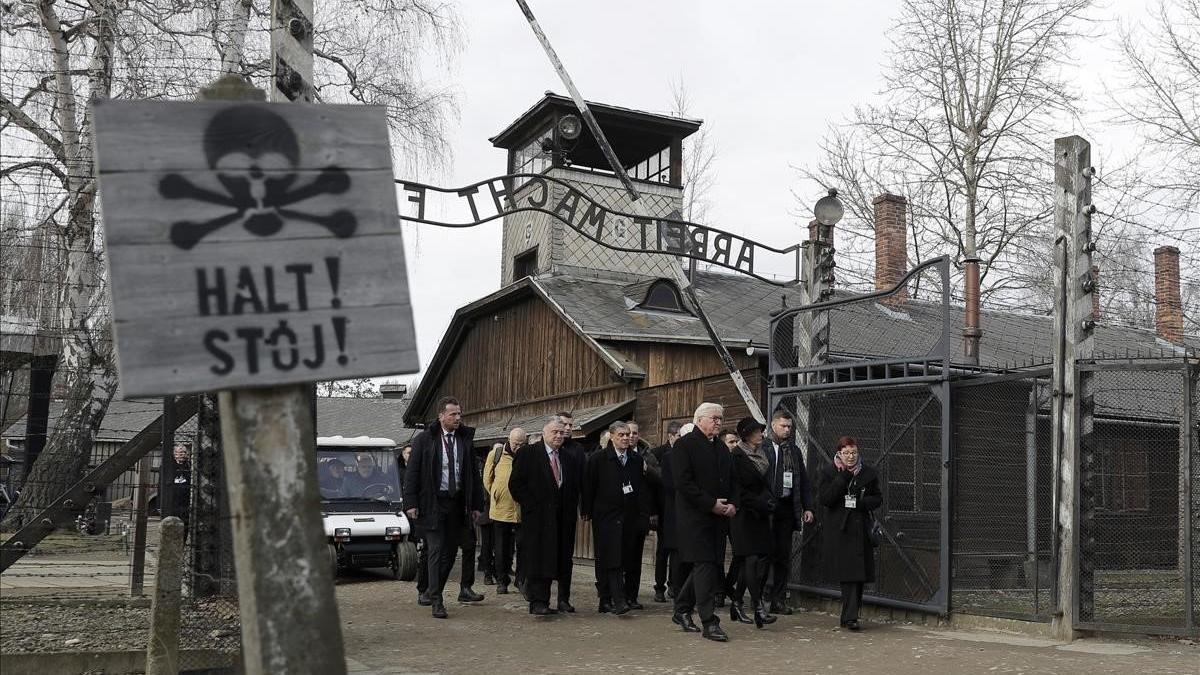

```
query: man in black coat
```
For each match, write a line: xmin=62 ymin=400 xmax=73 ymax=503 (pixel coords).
xmin=403 ymin=396 xmax=485 ymax=619
xmin=649 ymin=421 xmax=682 ymax=603
xmin=582 ymin=421 xmax=650 ymax=615
xmin=671 ymin=404 xmax=736 ymax=642
xmin=508 ymin=417 xmax=583 ymax=615
xmin=553 ymin=411 xmax=586 ymax=609
xmin=762 ymin=409 xmax=815 ymax=614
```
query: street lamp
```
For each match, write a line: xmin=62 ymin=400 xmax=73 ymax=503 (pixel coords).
xmin=813 ymin=188 xmax=844 ymax=227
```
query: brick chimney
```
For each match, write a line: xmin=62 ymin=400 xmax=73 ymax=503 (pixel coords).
xmin=808 ymin=218 xmax=833 ymax=244
xmin=873 ymin=194 xmax=908 ymax=301
xmin=1154 ymin=246 xmax=1183 ymax=344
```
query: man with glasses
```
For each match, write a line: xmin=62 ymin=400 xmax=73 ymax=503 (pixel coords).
xmin=583 ymin=421 xmax=650 ymax=615
xmin=670 ymin=403 xmax=736 ymax=642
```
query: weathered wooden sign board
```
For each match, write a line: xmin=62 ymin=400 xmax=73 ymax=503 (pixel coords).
xmin=93 ymin=100 xmax=417 ymax=397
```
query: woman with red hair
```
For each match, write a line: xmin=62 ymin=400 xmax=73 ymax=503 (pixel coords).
xmin=817 ymin=436 xmax=882 ymax=631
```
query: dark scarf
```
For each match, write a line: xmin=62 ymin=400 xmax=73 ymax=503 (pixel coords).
xmin=738 ymin=440 xmax=770 ymax=475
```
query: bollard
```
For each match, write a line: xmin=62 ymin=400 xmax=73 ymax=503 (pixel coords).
xmin=146 ymin=516 xmax=185 ymax=675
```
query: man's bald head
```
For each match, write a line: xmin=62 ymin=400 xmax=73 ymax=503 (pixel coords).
xmin=508 ymin=427 xmax=527 ymax=448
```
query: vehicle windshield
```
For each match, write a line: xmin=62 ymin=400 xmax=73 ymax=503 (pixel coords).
xmin=316 ymin=448 xmax=401 ymax=502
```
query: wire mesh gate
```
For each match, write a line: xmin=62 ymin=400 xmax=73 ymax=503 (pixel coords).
xmin=770 ymin=256 xmax=953 ymax=614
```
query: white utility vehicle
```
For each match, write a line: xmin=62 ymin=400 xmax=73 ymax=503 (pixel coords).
xmin=317 ymin=436 xmax=417 ymax=580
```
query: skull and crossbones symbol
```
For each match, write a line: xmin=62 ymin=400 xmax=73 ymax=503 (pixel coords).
xmin=161 ymin=105 xmax=357 ymax=250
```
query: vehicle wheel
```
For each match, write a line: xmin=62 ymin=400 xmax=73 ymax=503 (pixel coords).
xmin=327 ymin=544 xmax=340 ymax=577
xmin=396 ymin=540 xmax=418 ymax=581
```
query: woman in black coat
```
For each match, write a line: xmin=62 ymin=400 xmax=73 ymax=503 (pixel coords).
xmin=818 ymin=435 xmax=882 ymax=631
xmin=728 ymin=418 xmax=777 ymax=628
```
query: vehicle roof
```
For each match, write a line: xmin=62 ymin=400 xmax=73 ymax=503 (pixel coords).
xmin=317 ymin=435 xmax=396 ymax=448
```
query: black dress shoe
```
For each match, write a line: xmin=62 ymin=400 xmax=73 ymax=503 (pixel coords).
xmin=612 ymin=599 xmax=631 ymax=616
xmin=770 ymin=601 xmax=793 ymax=615
xmin=702 ymin=622 xmax=729 ymax=642
xmin=844 ymin=619 xmax=861 ymax=631
xmin=431 ymin=599 xmax=448 ymax=619
xmin=497 ymin=584 xmax=509 ymax=595
xmin=417 ymin=592 xmax=432 ymax=607
xmin=598 ymin=600 xmax=613 ymax=614
xmin=653 ymin=590 xmax=667 ymax=603
xmin=627 ymin=600 xmax=644 ymax=611
xmin=484 ymin=573 xmax=496 ymax=586
xmin=754 ymin=602 xmax=777 ymax=629
xmin=530 ymin=604 xmax=557 ymax=616
xmin=458 ymin=587 xmax=485 ymax=602
xmin=557 ymin=600 xmax=576 ymax=613
xmin=672 ymin=612 xmax=701 ymax=633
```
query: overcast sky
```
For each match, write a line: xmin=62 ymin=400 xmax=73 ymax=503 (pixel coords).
xmin=389 ymin=0 xmax=1156 ymax=388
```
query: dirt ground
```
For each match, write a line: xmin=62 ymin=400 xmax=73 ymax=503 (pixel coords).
xmin=336 ymin=562 xmax=1198 ymax=675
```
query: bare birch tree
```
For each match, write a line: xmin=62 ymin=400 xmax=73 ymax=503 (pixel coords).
xmin=803 ymin=0 xmax=1093 ymax=305
xmin=0 ymin=0 xmax=460 ymax=529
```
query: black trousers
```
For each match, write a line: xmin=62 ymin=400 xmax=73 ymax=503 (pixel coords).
xmin=557 ymin=516 xmax=577 ymax=603
xmin=840 ymin=581 xmax=864 ymax=623
xmin=654 ymin=534 xmax=674 ymax=593
xmin=674 ymin=560 xmax=720 ymax=625
xmin=769 ymin=500 xmax=797 ymax=602
xmin=742 ymin=554 xmax=769 ymax=607
xmin=492 ymin=521 xmax=517 ymax=585
xmin=527 ymin=577 xmax=553 ymax=608
xmin=596 ymin=565 xmax=625 ymax=605
xmin=623 ymin=531 xmax=647 ymax=602
xmin=478 ymin=523 xmax=495 ymax=575
xmin=423 ymin=495 xmax=468 ymax=599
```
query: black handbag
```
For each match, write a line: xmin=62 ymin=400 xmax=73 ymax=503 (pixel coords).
xmin=867 ymin=513 xmax=883 ymax=547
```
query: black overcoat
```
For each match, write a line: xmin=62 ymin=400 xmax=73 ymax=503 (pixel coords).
xmin=508 ymin=441 xmax=582 ymax=580
xmin=672 ymin=429 xmax=732 ymax=563
xmin=581 ymin=448 xmax=649 ymax=570
xmin=817 ymin=463 xmax=883 ymax=583
xmin=658 ymin=448 xmax=678 ymax=550
xmin=729 ymin=448 xmax=773 ymax=557
xmin=402 ymin=422 xmax=483 ymax=530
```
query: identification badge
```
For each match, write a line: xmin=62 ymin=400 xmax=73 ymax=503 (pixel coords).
xmin=622 ymin=483 xmax=634 ymax=495
xmin=782 ymin=471 xmax=794 ymax=489
xmin=844 ymin=495 xmax=857 ymax=509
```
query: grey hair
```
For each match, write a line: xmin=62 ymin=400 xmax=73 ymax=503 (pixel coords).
xmin=693 ymin=402 xmax=723 ymax=424
xmin=608 ymin=420 xmax=630 ymax=435
xmin=678 ymin=423 xmax=695 ymax=435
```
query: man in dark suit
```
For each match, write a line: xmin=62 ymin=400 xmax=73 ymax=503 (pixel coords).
xmin=553 ymin=411 xmax=586 ymax=610
xmin=403 ymin=396 xmax=485 ymax=619
xmin=762 ymin=409 xmax=815 ymax=614
xmin=649 ymin=421 xmax=681 ymax=603
xmin=583 ymin=421 xmax=650 ymax=615
xmin=671 ymin=403 xmax=736 ymax=642
xmin=508 ymin=418 xmax=583 ymax=615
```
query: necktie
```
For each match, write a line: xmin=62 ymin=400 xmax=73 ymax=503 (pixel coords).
xmin=550 ymin=449 xmax=561 ymax=487
xmin=444 ymin=434 xmax=456 ymax=494
xmin=618 ymin=452 xmax=626 ymax=467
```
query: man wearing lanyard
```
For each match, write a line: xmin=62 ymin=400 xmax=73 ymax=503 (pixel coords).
xmin=582 ymin=421 xmax=649 ymax=615
xmin=762 ymin=409 xmax=814 ymax=615
xmin=403 ymin=396 xmax=485 ymax=619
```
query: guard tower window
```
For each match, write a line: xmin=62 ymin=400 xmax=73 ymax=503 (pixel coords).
xmin=641 ymin=280 xmax=686 ymax=313
xmin=513 ymin=128 xmax=553 ymax=188
xmin=628 ymin=147 xmax=671 ymax=184
xmin=514 ymin=247 xmax=539 ymax=280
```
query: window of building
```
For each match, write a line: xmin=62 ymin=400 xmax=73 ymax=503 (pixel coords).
xmin=640 ymin=280 xmax=686 ymax=313
xmin=627 ymin=147 xmax=672 ymax=184
xmin=512 ymin=128 xmax=553 ymax=188
xmin=513 ymin=247 xmax=539 ymax=280
xmin=1095 ymin=440 xmax=1149 ymax=512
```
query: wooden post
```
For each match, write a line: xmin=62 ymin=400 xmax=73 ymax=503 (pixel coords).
xmin=1050 ymin=135 xmax=1096 ymax=641
xmin=130 ymin=455 xmax=153 ymax=596
xmin=146 ymin=516 xmax=185 ymax=675
xmin=219 ymin=386 xmax=346 ymax=674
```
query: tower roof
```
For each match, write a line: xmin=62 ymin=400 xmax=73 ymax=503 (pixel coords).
xmin=489 ymin=92 xmax=701 ymax=169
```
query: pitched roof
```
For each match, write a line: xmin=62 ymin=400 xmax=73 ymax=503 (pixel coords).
xmin=2 ymin=396 xmax=414 ymax=446
xmin=471 ymin=399 xmax=635 ymax=447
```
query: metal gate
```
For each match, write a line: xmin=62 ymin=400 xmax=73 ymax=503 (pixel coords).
xmin=769 ymin=255 xmax=952 ymax=614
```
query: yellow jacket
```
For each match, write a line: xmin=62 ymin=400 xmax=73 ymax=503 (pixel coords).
xmin=483 ymin=445 xmax=520 ymax=523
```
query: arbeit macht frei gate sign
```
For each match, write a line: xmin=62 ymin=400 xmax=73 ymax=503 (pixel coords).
xmin=398 ymin=174 xmax=802 ymax=286
xmin=93 ymin=100 xmax=417 ymax=397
